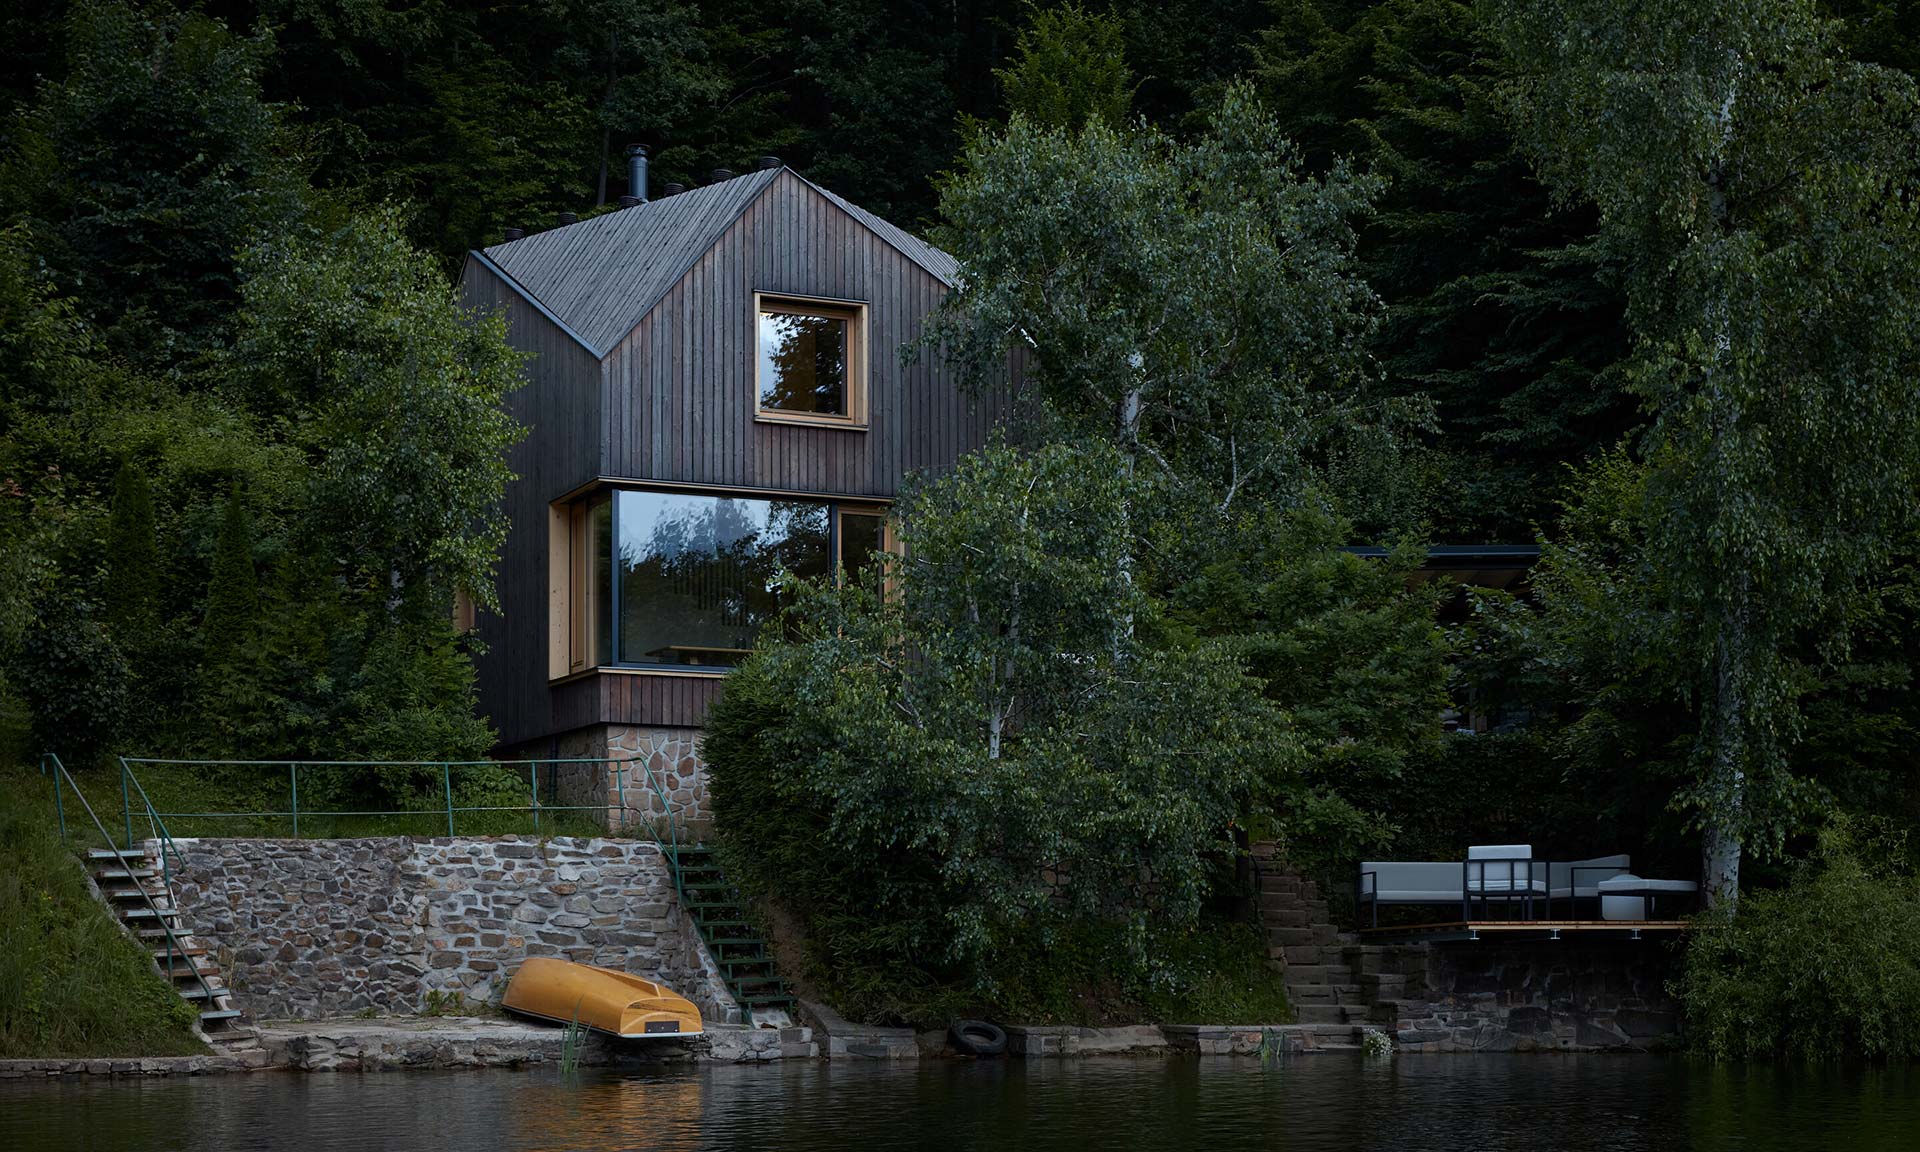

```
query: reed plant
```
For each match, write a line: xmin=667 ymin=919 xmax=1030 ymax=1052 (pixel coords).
xmin=558 ymin=998 xmax=587 ymax=1078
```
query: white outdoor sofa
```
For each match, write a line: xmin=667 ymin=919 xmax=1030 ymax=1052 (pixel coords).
xmin=1357 ymin=846 xmax=1640 ymax=926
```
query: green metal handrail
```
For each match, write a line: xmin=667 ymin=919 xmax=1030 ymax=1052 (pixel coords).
xmin=113 ymin=756 xmax=660 ymax=841
xmin=41 ymin=754 xmax=225 ymax=1017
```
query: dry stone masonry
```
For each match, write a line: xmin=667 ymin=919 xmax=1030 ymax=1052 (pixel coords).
xmin=155 ymin=835 xmax=737 ymax=1024
xmin=1255 ymin=845 xmax=1682 ymax=1052
xmin=538 ymin=723 xmax=713 ymax=832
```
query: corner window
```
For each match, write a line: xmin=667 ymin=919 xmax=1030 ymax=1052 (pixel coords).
xmin=755 ymin=293 xmax=867 ymax=428
xmin=551 ymin=488 xmax=889 ymax=676
xmin=837 ymin=507 xmax=888 ymax=589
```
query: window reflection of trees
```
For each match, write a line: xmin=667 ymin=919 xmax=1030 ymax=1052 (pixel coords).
xmin=759 ymin=312 xmax=847 ymax=414
xmin=616 ymin=494 xmax=829 ymax=663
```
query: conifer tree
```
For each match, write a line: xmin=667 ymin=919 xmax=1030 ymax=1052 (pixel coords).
xmin=103 ymin=460 xmax=159 ymax=638
xmin=201 ymin=482 xmax=259 ymax=669
xmin=995 ymin=3 xmax=1136 ymax=129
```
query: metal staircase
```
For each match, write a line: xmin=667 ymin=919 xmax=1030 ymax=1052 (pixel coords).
xmin=42 ymin=755 xmax=258 ymax=1050
xmin=666 ymin=844 xmax=797 ymax=1021
xmin=84 ymin=846 xmax=257 ymax=1044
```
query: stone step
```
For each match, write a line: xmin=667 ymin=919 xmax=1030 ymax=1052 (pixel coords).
xmin=1260 ymin=908 xmax=1310 ymax=928
xmin=1279 ymin=964 xmax=1336 ymax=985
xmin=1266 ymin=927 xmax=1320 ymax=948
xmin=1293 ymin=1003 xmax=1363 ymax=1026
xmin=1280 ymin=945 xmax=1323 ymax=965
xmin=1286 ymin=984 xmax=1335 ymax=1004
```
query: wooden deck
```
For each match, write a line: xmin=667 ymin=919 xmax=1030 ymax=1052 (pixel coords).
xmin=1360 ymin=919 xmax=1690 ymax=942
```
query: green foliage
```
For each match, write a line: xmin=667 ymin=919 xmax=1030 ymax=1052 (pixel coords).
xmin=1490 ymin=0 xmax=1920 ymax=895
xmin=0 ymin=764 xmax=203 ymax=1058
xmin=995 ymin=3 xmax=1136 ymax=129
xmin=708 ymin=442 xmax=1296 ymax=1023
xmin=0 ymin=0 xmax=307 ymax=366
xmin=930 ymin=85 xmax=1423 ymax=526
xmin=200 ymin=482 xmax=259 ymax=671
xmin=226 ymin=206 xmax=526 ymax=608
xmin=1162 ymin=502 xmax=1451 ymax=868
xmin=1677 ymin=820 xmax=1920 ymax=1061
xmin=103 ymin=461 xmax=159 ymax=637
xmin=1 ymin=65 xmax=517 ymax=772
xmin=1252 ymin=0 xmax=1631 ymax=536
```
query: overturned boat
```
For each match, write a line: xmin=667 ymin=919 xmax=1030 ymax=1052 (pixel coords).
xmin=502 ymin=957 xmax=704 ymax=1038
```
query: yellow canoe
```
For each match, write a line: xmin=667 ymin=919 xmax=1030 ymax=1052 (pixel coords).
xmin=501 ymin=957 xmax=704 ymax=1038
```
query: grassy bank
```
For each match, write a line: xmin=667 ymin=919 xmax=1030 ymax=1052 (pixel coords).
xmin=0 ymin=764 xmax=205 ymax=1058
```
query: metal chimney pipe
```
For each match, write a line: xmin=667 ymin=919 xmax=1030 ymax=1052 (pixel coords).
xmin=626 ymin=144 xmax=649 ymax=203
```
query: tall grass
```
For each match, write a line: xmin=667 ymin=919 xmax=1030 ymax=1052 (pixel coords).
xmin=0 ymin=764 xmax=205 ymax=1058
xmin=558 ymin=998 xmax=588 ymax=1078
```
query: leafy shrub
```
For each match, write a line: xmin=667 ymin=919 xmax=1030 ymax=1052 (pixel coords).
xmin=1676 ymin=821 xmax=1920 ymax=1061
xmin=707 ymin=443 xmax=1296 ymax=1026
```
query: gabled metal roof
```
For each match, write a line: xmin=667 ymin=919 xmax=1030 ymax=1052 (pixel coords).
xmin=475 ymin=168 xmax=957 ymax=359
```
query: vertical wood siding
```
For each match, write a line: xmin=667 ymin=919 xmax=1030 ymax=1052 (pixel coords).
xmin=473 ymin=171 xmax=1000 ymax=748
xmin=603 ymin=171 xmax=998 ymax=497
xmin=460 ymin=261 xmax=604 ymax=748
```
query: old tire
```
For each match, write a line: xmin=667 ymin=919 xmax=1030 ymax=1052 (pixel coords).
xmin=949 ymin=1019 xmax=1008 ymax=1057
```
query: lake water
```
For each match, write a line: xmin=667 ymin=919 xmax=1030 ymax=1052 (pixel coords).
xmin=3 ymin=1055 xmax=1916 ymax=1151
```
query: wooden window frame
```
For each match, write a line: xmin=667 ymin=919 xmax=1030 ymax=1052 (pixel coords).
xmin=549 ymin=483 xmax=898 ymax=682
xmin=451 ymin=587 xmax=477 ymax=635
xmin=752 ymin=291 xmax=869 ymax=430
xmin=833 ymin=504 xmax=895 ymax=592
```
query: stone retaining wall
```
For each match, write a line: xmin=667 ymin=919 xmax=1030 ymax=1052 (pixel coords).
xmin=157 ymin=835 xmax=737 ymax=1024
xmin=1377 ymin=940 xmax=1682 ymax=1052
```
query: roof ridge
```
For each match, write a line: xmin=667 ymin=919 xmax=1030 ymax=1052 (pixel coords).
xmin=473 ymin=167 xmax=953 ymax=356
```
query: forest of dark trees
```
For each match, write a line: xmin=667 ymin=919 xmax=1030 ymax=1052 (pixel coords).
xmin=5 ymin=0 xmax=1920 ymax=1057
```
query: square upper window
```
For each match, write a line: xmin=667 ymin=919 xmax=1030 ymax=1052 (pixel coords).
xmin=755 ymin=294 xmax=867 ymax=427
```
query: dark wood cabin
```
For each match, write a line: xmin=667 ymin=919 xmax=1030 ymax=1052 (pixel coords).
xmin=459 ymin=164 xmax=996 ymax=804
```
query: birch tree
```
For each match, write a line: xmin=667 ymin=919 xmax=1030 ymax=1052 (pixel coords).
xmin=927 ymin=83 xmax=1417 ymax=520
xmin=1488 ymin=0 xmax=1920 ymax=903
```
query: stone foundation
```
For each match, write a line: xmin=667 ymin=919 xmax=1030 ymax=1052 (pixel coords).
xmin=526 ymin=724 xmax=711 ymax=833
xmin=157 ymin=835 xmax=738 ymax=1024
xmin=259 ymin=1018 xmax=817 ymax=1070
xmin=1375 ymin=940 xmax=1683 ymax=1052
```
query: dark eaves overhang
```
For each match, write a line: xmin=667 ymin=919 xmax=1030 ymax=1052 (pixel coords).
xmin=464 ymin=247 xmax=606 ymax=359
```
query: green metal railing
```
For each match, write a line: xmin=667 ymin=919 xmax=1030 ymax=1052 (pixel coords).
xmin=40 ymin=753 xmax=225 ymax=1015
xmin=97 ymin=756 xmax=681 ymax=843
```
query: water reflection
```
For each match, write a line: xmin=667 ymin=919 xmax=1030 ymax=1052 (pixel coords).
xmin=2 ymin=1055 xmax=1916 ymax=1151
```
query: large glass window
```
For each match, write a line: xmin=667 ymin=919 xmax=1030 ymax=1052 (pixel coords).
xmin=556 ymin=489 xmax=891 ymax=674
xmin=755 ymin=294 xmax=866 ymax=425
xmin=613 ymin=490 xmax=830 ymax=666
